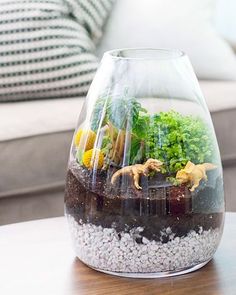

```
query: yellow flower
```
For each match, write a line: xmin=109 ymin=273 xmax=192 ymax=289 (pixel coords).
xmin=74 ymin=129 xmax=96 ymax=151
xmin=82 ymin=149 xmax=104 ymax=169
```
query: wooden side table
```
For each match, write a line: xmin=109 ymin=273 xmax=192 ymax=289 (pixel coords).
xmin=0 ymin=213 xmax=235 ymax=295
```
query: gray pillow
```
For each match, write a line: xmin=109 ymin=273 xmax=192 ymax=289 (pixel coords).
xmin=0 ymin=0 xmax=114 ymax=102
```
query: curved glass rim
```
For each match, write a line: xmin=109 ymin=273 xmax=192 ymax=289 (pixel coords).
xmin=104 ymin=48 xmax=186 ymax=61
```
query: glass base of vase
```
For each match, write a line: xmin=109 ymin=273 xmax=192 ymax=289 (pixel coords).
xmin=88 ymin=259 xmax=211 ymax=278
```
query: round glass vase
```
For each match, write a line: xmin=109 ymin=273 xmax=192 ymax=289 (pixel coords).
xmin=65 ymin=48 xmax=225 ymax=278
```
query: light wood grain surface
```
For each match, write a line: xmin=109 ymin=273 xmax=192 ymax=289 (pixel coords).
xmin=0 ymin=213 xmax=235 ymax=295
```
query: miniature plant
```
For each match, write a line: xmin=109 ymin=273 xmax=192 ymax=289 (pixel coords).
xmin=90 ymin=93 xmax=148 ymax=166
xmin=91 ymin=92 xmax=147 ymax=132
xmin=74 ymin=129 xmax=96 ymax=151
xmin=89 ymin=94 xmax=214 ymax=174
xmin=82 ymin=148 xmax=104 ymax=169
xmin=145 ymin=111 xmax=214 ymax=173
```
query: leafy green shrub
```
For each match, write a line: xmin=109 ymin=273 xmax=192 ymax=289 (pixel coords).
xmin=90 ymin=95 xmax=214 ymax=173
xmin=90 ymin=94 xmax=146 ymax=131
xmin=90 ymin=94 xmax=148 ymax=165
xmin=145 ymin=111 xmax=214 ymax=173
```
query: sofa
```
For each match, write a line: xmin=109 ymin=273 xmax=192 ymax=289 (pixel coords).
xmin=1 ymin=0 xmax=236 ymax=225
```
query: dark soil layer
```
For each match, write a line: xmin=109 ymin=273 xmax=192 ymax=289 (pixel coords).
xmin=65 ymin=162 xmax=224 ymax=243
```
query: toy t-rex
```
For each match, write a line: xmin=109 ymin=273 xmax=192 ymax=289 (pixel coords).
xmin=176 ymin=161 xmax=217 ymax=192
xmin=111 ymin=159 xmax=163 ymax=190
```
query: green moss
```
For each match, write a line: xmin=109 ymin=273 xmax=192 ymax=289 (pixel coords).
xmin=145 ymin=110 xmax=214 ymax=173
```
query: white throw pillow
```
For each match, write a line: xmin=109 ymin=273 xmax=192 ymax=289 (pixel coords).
xmin=215 ymin=0 xmax=236 ymax=51
xmin=97 ymin=0 xmax=236 ymax=80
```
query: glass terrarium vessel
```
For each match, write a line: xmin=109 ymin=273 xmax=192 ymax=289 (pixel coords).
xmin=65 ymin=48 xmax=225 ymax=278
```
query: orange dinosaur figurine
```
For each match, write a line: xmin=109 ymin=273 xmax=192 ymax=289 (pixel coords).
xmin=111 ymin=159 xmax=163 ymax=190
xmin=176 ymin=161 xmax=217 ymax=192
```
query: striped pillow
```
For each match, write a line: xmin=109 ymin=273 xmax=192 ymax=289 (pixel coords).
xmin=0 ymin=0 xmax=114 ymax=102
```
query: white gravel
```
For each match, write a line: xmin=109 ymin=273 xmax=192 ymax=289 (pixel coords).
xmin=67 ymin=215 xmax=222 ymax=273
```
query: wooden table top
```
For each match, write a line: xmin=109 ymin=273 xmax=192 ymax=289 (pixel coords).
xmin=0 ymin=213 xmax=235 ymax=295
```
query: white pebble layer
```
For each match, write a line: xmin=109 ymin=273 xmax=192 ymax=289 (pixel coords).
xmin=67 ymin=216 xmax=222 ymax=273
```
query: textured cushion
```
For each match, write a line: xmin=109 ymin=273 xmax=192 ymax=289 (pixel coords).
xmin=0 ymin=0 xmax=114 ymax=102
xmin=97 ymin=0 xmax=236 ymax=80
